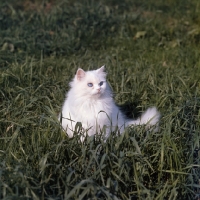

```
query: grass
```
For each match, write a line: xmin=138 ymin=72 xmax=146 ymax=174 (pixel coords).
xmin=0 ymin=0 xmax=200 ymax=199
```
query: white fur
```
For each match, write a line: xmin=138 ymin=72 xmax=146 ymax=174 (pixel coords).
xmin=59 ymin=66 xmax=161 ymax=138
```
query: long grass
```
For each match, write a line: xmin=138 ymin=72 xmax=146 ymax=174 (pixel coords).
xmin=0 ymin=0 xmax=200 ymax=199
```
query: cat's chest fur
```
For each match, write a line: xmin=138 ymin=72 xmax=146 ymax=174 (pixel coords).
xmin=70 ymin=95 xmax=112 ymax=123
xmin=61 ymin=93 xmax=113 ymax=137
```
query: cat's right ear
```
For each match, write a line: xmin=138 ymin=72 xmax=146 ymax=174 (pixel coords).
xmin=76 ymin=68 xmax=86 ymax=80
xmin=97 ymin=65 xmax=106 ymax=73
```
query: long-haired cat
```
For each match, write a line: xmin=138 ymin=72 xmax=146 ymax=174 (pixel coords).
xmin=59 ymin=66 xmax=160 ymax=138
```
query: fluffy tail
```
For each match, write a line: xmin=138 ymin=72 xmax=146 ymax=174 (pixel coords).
xmin=129 ymin=107 xmax=161 ymax=132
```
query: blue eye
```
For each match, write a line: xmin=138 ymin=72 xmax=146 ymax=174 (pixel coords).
xmin=99 ymin=81 xmax=104 ymax=86
xmin=87 ymin=83 xmax=93 ymax=87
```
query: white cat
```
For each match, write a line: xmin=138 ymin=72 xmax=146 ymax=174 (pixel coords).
xmin=59 ymin=66 xmax=160 ymax=138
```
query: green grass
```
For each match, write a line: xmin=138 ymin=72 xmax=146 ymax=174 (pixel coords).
xmin=0 ymin=0 xmax=200 ymax=199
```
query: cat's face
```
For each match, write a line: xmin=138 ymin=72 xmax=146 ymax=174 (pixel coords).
xmin=73 ymin=66 xmax=107 ymax=98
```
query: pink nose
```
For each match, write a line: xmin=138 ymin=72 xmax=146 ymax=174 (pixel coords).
xmin=97 ymin=88 xmax=101 ymax=92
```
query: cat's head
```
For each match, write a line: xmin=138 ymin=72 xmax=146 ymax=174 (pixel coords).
xmin=70 ymin=65 xmax=108 ymax=98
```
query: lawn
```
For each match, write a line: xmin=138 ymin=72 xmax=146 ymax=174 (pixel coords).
xmin=0 ymin=0 xmax=200 ymax=199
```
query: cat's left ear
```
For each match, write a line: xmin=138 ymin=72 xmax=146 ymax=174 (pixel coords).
xmin=76 ymin=68 xmax=86 ymax=80
xmin=96 ymin=65 xmax=106 ymax=74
